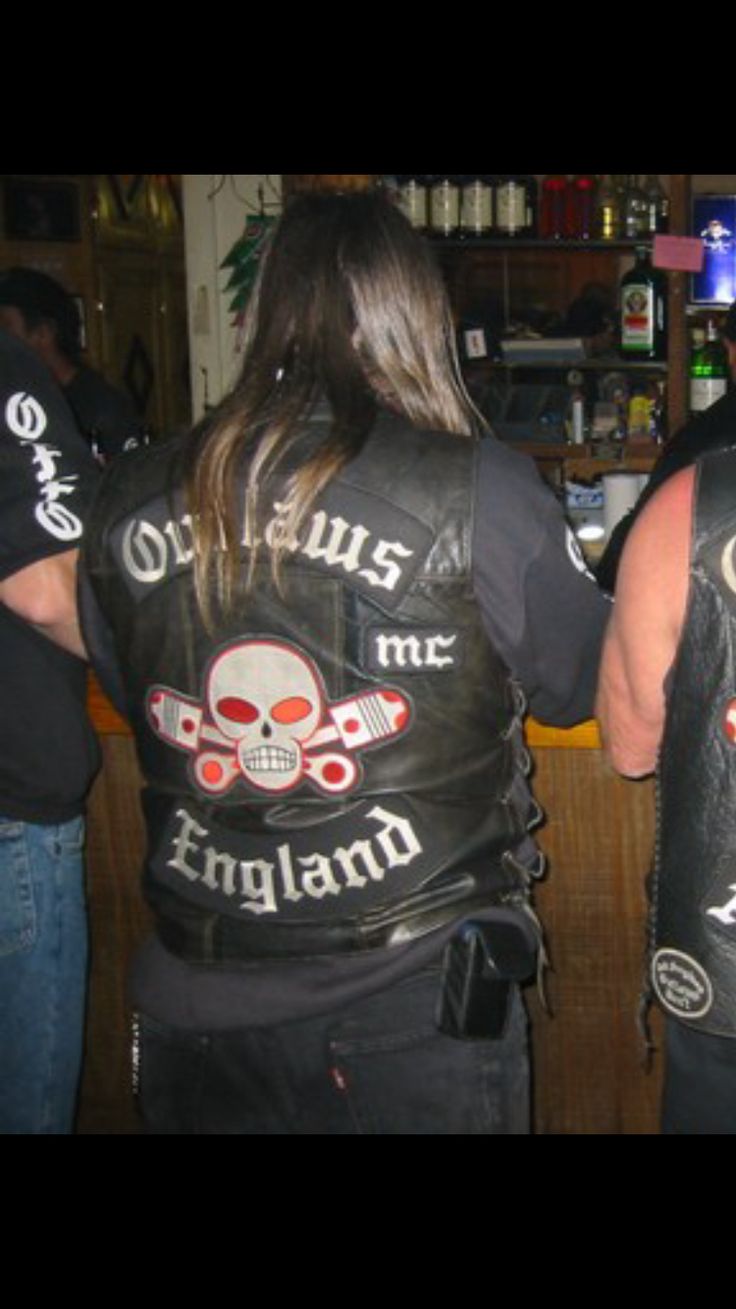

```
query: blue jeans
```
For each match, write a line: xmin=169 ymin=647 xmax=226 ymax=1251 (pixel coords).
xmin=0 ymin=816 xmax=88 ymax=1134
xmin=137 ymin=967 xmax=530 ymax=1134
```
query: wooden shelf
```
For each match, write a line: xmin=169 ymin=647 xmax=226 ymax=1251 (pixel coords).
xmin=526 ymin=717 xmax=600 ymax=749
xmin=465 ymin=355 xmax=668 ymax=373
xmin=438 ymin=177 xmax=691 ymax=437
xmin=431 ymin=237 xmax=650 ymax=252
xmin=513 ymin=440 xmax=660 ymax=481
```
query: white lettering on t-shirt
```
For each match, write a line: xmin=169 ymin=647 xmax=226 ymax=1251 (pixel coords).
xmin=5 ymin=391 xmax=82 ymax=542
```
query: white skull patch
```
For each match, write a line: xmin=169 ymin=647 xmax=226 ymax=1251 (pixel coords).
xmin=207 ymin=641 xmax=323 ymax=792
xmin=146 ymin=637 xmax=411 ymax=798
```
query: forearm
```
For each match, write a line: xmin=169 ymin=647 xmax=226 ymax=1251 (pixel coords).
xmin=596 ymin=467 xmax=692 ymax=780
xmin=596 ymin=624 xmax=663 ymax=777
xmin=0 ymin=551 xmax=88 ymax=659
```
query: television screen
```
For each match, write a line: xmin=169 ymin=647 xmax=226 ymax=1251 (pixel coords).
xmin=691 ymin=194 xmax=736 ymax=306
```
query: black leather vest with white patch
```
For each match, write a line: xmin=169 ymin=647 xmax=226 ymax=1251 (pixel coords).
xmin=84 ymin=411 xmax=538 ymax=961
xmin=653 ymin=449 xmax=736 ymax=1035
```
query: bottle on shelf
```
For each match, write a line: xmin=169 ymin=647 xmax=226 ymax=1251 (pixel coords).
xmin=619 ymin=245 xmax=667 ymax=361
xmin=460 ymin=175 xmax=493 ymax=238
xmin=539 ymin=174 xmax=567 ymax=240
xmin=626 ymin=386 xmax=652 ymax=443
xmin=649 ymin=379 xmax=666 ymax=443
xmin=688 ymin=321 xmax=706 ymax=411
xmin=428 ymin=175 xmax=461 ymax=238
xmin=523 ymin=175 xmax=538 ymax=236
xmin=623 ymin=175 xmax=648 ymax=240
xmin=613 ymin=176 xmax=630 ymax=232
xmin=690 ymin=316 xmax=729 ymax=412
xmin=566 ymin=174 xmax=597 ymax=240
xmin=567 ymin=380 xmax=586 ymax=444
xmin=495 ymin=174 xmax=528 ymax=238
xmin=642 ymin=174 xmax=669 ymax=235
xmin=596 ymin=175 xmax=621 ymax=240
xmin=396 ymin=174 xmax=429 ymax=231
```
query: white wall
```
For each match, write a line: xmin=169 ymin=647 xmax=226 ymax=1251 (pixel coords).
xmin=182 ymin=175 xmax=282 ymax=422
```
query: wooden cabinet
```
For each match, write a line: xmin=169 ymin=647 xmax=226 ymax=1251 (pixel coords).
xmin=433 ymin=176 xmax=691 ymax=480
xmin=91 ymin=175 xmax=191 ymax=438
xmin=274 ymin=176 xmax=691 ymax=463
xmin=0 ymin=175 xmax=191 ymax=440
xmin=0 ymin=175 xmax=98 ymax=352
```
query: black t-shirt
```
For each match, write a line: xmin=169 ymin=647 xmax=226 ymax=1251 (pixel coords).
xmin=64 ymin=364 xmax=146 ymax=463
xmin=0 ymin=329 xmax=101 ymax=821
xmin=105 ymin=429 xmax=610 ymax=1029
xmin=472 ymin=432 xmax=608 ymax=725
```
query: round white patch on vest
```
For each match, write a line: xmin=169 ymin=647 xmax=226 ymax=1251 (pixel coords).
xmin=651 ymin=948 xmax=714 ymax=1019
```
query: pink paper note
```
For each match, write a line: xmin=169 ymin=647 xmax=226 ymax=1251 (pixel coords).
xmin=652 ymin=235 xmax=704 ymax=272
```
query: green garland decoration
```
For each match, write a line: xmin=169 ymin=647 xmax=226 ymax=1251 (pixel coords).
xmin=220 ymin=214 xmax=276 ymax=326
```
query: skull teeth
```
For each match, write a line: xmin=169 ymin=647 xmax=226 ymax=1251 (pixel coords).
xmin=242 ymin=746 xmax=298 ymax=773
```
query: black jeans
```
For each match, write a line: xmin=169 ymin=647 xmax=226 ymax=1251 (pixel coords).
xmin=137 ymin=967 xmax=530 ymax=1135
xmin=662 ymin=1018 xmax=736 ymax=1134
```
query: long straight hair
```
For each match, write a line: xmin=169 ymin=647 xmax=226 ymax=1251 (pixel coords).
xmin=186 ymin=189 xmax=485 ymax=627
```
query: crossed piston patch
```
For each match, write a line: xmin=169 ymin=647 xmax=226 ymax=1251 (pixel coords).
xmin=146 ymin=636 xmax=411 ymax=798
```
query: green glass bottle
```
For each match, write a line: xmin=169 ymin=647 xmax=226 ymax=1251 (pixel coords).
xmin=620 ymin=246 xmax=667 ymax=361
xmin=690 ymin=317 xmax=728 ymax=411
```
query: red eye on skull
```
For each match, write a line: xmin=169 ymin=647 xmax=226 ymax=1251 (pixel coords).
xmin=216 ymin=697 xmax=260 ymax=724
xmin=272 ymin=696 xmax=313 ymax=725
xmin=215 ymin=695 xmax=313 ymax=725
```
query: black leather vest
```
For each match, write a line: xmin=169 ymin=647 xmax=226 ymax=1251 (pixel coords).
xmin=85 ymin=411 xmax=537 ymax=961
xmin=653 ymin=449 xmax=736 ymax=1036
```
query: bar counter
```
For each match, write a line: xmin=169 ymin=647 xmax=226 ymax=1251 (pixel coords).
xmin=79 ymin=678 xmax=663 ymax=1135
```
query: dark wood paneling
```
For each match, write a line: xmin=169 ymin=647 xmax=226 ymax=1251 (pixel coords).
xmin=437 ymin=245 xmax=626 ymax=326
xmin=529 ymin=747 xmax=662 ymax=1134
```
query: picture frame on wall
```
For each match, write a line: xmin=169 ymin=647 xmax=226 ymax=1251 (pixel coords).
xmin=691 ymin=194 xmax=736 ymax=306
xmin=2 ymin=177 xmax=81 ymax=242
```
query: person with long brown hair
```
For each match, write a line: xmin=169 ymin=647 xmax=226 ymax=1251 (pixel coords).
xmin=81 ymin=189 xmax=608 ymax=1134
